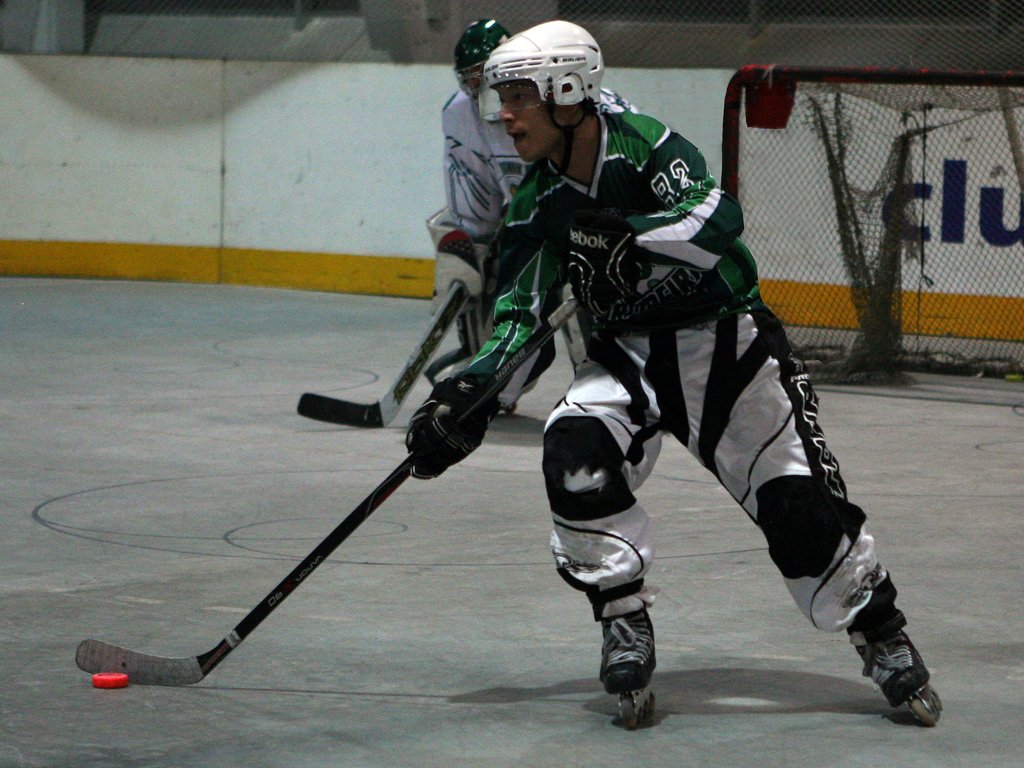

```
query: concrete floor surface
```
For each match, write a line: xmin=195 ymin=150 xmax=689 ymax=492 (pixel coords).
xmin=2 ymin=278 xmax=1022 ymax=768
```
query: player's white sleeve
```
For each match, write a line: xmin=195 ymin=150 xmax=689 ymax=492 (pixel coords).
xmin=598 ymin=87 xmax=638 ymax=115
xmin=442 ymin=92 xmax=507 ymax=241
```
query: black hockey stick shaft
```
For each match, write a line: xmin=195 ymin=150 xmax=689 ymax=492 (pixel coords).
xmin=297 ymin=282 xmax=469 ymax=427
xmin=194 ymin=456 xmax=416 ymax=676
xmin=77 ymin=458 xmax=415 ymax=686
xmin=208 ymin=298 xmax=578 ymax=669
xmin=78 ymin=298 xmax=577 ymax=685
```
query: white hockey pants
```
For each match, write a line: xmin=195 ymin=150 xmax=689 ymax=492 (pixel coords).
xmin=542 ymin=311 xmax=903 ymax=634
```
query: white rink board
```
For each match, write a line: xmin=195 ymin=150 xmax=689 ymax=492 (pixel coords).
xmin=0 ymin=55 xmax=223 ymax=245
xmin=1 ymin=53 xmax=733 ymax=261
xmin=221 ymin=61 xmax=453 ymax=257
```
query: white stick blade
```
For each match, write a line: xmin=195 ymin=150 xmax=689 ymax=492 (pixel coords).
xmin=76 ymin=639 xmax=204 ymax=686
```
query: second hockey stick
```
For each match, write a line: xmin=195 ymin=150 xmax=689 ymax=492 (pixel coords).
xmin=76 ymin=299 xmax=578 ymax=686
xmin=297 ymin=281 xmax=469 ymax=427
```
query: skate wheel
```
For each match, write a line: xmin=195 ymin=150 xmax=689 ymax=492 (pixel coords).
xmin=908 ymin=685 xmax=942 ymax=727
xmin=618 ymin=690 xmax=655 ymax=730
xmin=619 ymin=693 xmax=638 ymax=729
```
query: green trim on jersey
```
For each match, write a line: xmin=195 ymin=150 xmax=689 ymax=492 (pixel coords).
xmin=505 ymin=169 xmax=545 ymax=227
xmin=472 ymin=241 xmax=562 ymax=372
xmin=610 ymin=112 xmax=669 ymax=171
xmin=464 ymin=110 xmax=765 ymax=383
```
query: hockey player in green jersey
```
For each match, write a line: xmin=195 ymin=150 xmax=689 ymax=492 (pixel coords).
xmin=405 ymin=19 xmax=941 ymax=729
xmin=428 ymin=18 xmax=636 ymax=410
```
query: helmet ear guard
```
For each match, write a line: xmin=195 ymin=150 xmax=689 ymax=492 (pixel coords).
xmin=551 ymin=72 xmax=589 ymax=105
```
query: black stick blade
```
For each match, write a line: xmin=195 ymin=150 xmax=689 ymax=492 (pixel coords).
xmin=297 ymin=393 xmax=384 ymax=427
xmin=76 ymin=639 xmax=205 ymax=686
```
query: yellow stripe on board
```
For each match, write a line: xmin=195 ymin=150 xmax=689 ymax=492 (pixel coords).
xmin=762 ymin=278 xmax=1024 ymax=342
xmin=2 ymin=241 xmax=1021 ymax=341
xmin=0 ymin=240 xmax=434 ymax=299
xmin=219 ymin=248 xmax=432 ymax=298
xmin=0 ymin=240 xmax=221 ymax=283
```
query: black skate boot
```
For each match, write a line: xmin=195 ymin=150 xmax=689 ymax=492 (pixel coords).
xmin=600 ymin=609 xmax=656 ymax=728
xmin=852 ymin=630 xmax=942 ymax=726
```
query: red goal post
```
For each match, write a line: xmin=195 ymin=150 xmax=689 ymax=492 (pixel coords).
xmin=721 ymin=65 xmax=1024 ymax=378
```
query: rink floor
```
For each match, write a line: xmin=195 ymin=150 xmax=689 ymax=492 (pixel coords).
xmin=3 ymin=277 xmax=1022 ymax=768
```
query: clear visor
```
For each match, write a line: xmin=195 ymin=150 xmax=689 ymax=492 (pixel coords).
xmin=456 ymin=63 xmax=485 ymax=97
xmin=479 ymin=81 xmax=545 ymax=121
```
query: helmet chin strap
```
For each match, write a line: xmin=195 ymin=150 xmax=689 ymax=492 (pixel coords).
xmin=549 ymin=100 xmax=593 ymax=174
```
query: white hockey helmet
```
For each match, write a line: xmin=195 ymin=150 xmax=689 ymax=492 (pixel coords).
xmin=480 ymin=20 xmax=603 ymax=119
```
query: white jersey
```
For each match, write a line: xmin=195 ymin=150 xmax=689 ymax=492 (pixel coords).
xmin=442 ymin=87 xmax=636 ymax=241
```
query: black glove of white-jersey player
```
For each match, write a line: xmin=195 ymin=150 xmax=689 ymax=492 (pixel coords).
xmin=566 ymin=209 xmax=647 ymax=316
xmin=405 ymin=375 xmax=499 ymax=479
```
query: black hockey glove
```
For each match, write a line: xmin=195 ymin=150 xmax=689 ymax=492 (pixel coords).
xmin=566 ymin=209 xmax=647 ymax=316
xmin=405 ymin=375 xmax=499 ymax=479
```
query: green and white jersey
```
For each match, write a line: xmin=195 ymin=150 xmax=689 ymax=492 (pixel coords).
xmin=464 ymin=110 xmax=765 ymax=383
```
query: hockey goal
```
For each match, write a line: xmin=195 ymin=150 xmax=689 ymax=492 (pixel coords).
xmin=722 ymin=66 xmax=1024 ymax=380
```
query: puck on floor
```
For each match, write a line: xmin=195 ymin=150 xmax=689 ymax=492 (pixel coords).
xmin=92 ymin=672 xmax=129 ymax=689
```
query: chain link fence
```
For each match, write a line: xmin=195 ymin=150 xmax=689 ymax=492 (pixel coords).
xmin=3 ymin=1 xmax=1023 ymax=69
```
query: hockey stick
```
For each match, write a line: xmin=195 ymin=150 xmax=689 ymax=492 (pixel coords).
xmin=76 ymin=298 xmax=579 ymax=686
xmin=296 ymin=280 xmax=469 ymax=427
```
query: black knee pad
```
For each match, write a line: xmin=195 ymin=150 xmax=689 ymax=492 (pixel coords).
xmin=756 ymin=475 xmax=863 ymax=580
xmin=543 ymin=417 xmax=636 ymax=521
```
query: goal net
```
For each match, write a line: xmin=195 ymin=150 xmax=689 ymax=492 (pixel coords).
xmin=723 ymin=66 xmax=1024 ymax=380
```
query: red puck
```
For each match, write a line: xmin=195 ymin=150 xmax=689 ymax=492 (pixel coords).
xmin=92 ymin=672 xmax=129 ymax=689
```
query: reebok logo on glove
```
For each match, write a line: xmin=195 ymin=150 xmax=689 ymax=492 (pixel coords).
xmin=569 ymin=228 xmax=610 ymax=250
